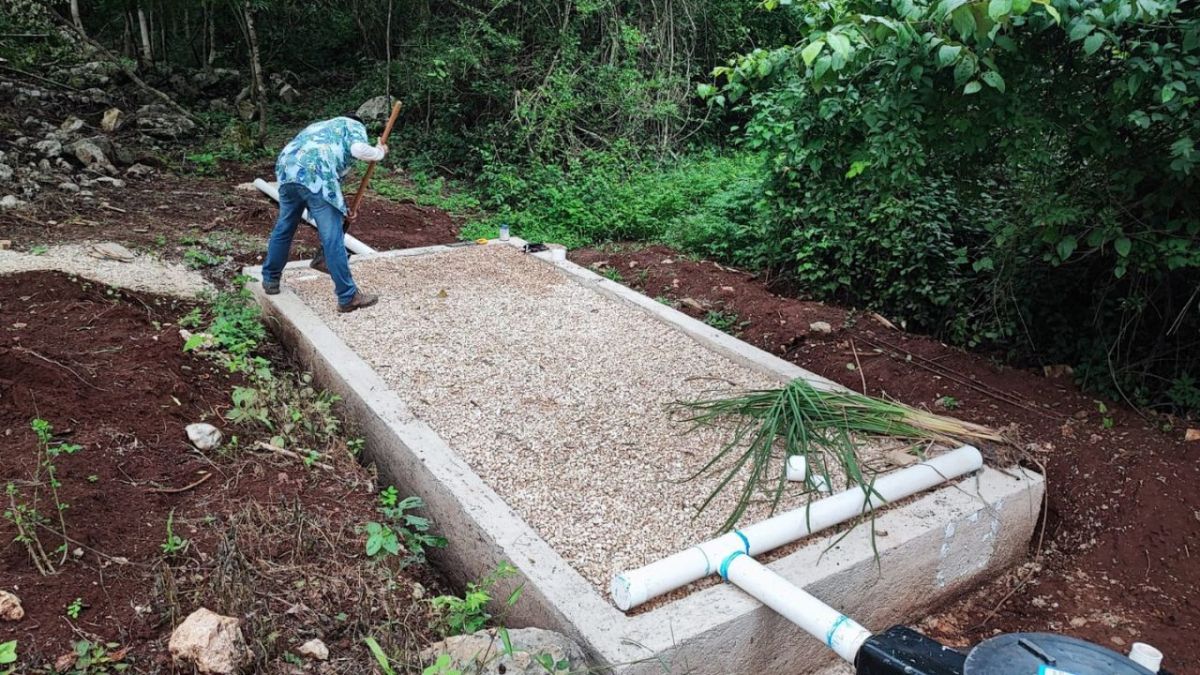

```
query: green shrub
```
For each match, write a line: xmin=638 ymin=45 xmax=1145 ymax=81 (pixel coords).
xmin=471 ymin=148 xmax=768 ymax=253
xmin=703 ymin=0 xmax=1200 ymax=412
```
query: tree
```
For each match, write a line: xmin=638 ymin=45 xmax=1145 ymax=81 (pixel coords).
xmin=136 ymin=1 xmax=152 ymax=64
xmin=69 ymin=0 xmax=85 ymax=36
xmin=240 ymin=0 xmax=268 ymax=146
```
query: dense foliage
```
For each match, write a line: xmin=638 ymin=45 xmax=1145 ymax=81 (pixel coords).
xmin=707 ymin=0 xmax=1200 ymax=411
xmin=6 ymin=0 xmax=1197 ymax=412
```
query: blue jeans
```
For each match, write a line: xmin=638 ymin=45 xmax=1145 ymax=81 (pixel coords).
xmin=262 ymin=183 xmax=357 ymax=305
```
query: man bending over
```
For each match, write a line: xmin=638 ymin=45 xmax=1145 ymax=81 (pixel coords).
xmin=260 ymin=113 xmax=386 ymax=313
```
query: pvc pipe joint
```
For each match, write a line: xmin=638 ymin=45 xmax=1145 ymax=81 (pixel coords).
xmin=611 ymin=445 xmax=984 ymax=611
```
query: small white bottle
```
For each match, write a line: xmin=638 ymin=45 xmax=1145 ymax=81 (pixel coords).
xmin=499 ymin=223 xmax=510 ymax=241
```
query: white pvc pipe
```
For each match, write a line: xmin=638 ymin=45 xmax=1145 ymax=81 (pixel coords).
xmin=721 ymin=551 xmax=872 ymax=663
xmin=252 ymin=178 xmax=376 ymax=255
xmin=1129 ymin=643 xmax=1163 ymax=671
xmin=610 ymin=445 xmax=983 ymax=611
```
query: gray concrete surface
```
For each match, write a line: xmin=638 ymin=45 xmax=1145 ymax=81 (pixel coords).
xmin=244 ymin=241 xmax=1045 ymax=674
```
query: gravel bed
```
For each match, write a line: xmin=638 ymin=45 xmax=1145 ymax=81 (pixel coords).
xmin=288 ymin=245 xmax=890 ymax=593
xmin=0 ymin=243 xmax=211 ymax=297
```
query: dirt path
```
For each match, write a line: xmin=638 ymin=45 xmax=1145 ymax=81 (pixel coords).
xmin=0 ymin=173 xmax=461 ymax=271
xmin=571 ymin=244 xmax=1200 ymax=671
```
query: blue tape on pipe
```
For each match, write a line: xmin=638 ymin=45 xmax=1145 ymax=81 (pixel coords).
xmin=733 ymin=529 xmax=751 ymax=553
xmin=825 ymin=615 xmax=849 ymax=647
xmin=718 ymin=550 xmax=745 ymax=580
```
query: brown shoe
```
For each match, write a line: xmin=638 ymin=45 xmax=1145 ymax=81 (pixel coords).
xmin=309 ymin=251 xmax=329 ymax=275
xmin=338 ymin=291 xmax=378 ymax=313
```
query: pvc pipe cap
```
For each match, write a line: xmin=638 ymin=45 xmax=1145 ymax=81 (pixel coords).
xmin=786 ymin=455 xmax=807 ymax=482
xmin=1129 ymin=643 xmax=1163 ymax=671
xmin=610 ymin=573 xmax=646 ymax=612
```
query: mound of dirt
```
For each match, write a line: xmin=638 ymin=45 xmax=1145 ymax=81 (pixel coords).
xmin=0 ymin=270 xmax=441 ymax=669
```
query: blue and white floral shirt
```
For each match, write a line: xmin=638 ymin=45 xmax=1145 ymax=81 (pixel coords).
xmin=275 ymin=117 xmax=370 ymax=215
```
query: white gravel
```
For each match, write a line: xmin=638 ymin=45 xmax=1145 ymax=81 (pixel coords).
xmin=0 ymin=243 xmax=211 ymax=297
xmin=289 ymin=245 xmax=886 ymax=593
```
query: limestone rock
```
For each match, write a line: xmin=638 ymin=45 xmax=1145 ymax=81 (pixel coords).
xmin=192 ymin=67 xmax=240 ymax=94
xmin=168 ymin=608 xmax=252 ymax=674
xmin=33 ymin=138 xmax=62 ymax=158
xmin=70 ymin=138 xmax=117 ymax=175
xmin=60 ymin=115 xmax=86 ymax=134
xmin=125 ymin=163 xmax=155 ymax=178
xmin=58 ymin=182 xmax=80 ymax=193
xmin=356 ymin=95 xmax=392 ymax=123
xmin=101 ymin=107 xmax=124 ymax=133
xmin=186 ymin=423 xmax=223 ymax=452
xmin=421 ymin=628 xmax=588 ymax=675
xmin=296 ymin=638 xmax=328 ymax=661
xmin=0 ymin=590 xmax=23 ymax=621
xmin=90 ymin=242 xmax=135 ymax=262
xmin=0 ymin=195 xmax=25 ymax=210
xmin=136 ymin=104 xmax=196 ymax=139
xmin=809 ymin=320 xmax=833 ymax=334
xmin=0 ymin=164 xmax=12 ymax=182
xmin=82 ymin=176 xmax=126 ymax=189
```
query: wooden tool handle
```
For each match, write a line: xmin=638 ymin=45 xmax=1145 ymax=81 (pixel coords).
xmin=349 ymin=100 xmax=403 ymax=221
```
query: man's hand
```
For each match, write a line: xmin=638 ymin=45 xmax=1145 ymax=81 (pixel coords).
xmin=345 ymin=210 xmax=359 ymax=225
xmin=376 ymin=143 xmax=388 ymax=159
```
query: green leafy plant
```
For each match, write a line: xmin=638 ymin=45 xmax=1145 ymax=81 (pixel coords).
xmin=183 ymin=247 xmax=223 ymax=270
xmin=533 ymin=653 xmax=572 ymax=673
xmin=935 ymin=396 xmax=960 ymax=410
xmin=703 ymin=310 xmax=748 ymax=334
xmin=185 ymin=151 xmax=218 ymax=175
xmin=161 ymin=509 xmax=189 ymax=556
xmin=66 ymin=597 xmax=83 ymax=619
xmin=364 ymin=487 xmax=446 ymax=565
xmin=599 ymin=266 xmax=624 ymax=283
xmin=430 ymin=561 xmax=520 ymax=636
xmin=182 ymin=280 xmax=268 ymax=375
xmin=30 ymin=244 xmax=48 ymax=256
xmin=226 ymin=386 xmax=271 ymax=427
xmin=0 ymin=640 xmax=16 ymax=669
xmin=372 ymin=170 xmax=481 ymax=215
xmin=364 ymin=522 xmax=400 ymax=558
xmin=4 ymin=418 xmax=81 ymax=575
xmin=677 ymin=378 xmax=1004 ymax=530
xmin=64 ymin=640 xmax=129 ymax=673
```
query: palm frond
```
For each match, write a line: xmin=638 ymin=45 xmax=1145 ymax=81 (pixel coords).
xmin=674 ymin=377 xmax=1003 ymax=530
